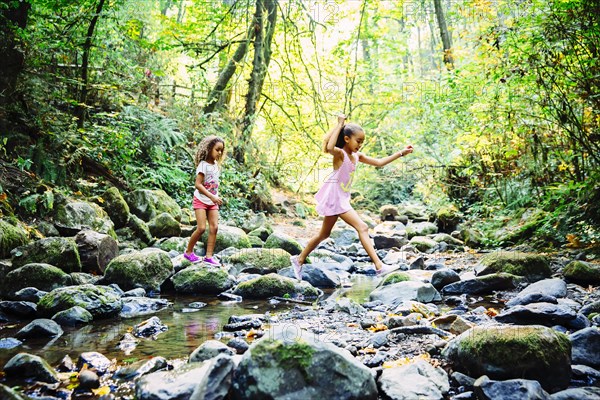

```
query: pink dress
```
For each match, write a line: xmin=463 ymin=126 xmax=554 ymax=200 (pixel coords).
xmin=315 ymin=151 xmax=357 ymax=216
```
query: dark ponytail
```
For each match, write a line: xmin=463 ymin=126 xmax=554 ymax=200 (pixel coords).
xmin=335 ymin=123 xmax=363 ymax=149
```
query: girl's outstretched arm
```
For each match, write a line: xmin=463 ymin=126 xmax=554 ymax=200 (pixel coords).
xmin=322 ymin=114 xmax=346 ymax=154
xmin=359 ymin=145 xmax=414 ymax=167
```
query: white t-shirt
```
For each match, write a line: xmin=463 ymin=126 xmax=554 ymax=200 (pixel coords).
xmin=193 ymin=161 xmax=220 ymax=205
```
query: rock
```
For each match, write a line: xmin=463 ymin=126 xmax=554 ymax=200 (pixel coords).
xmin=435 ymin=206 xmax=461 ymax=233
xmin=12 ymin=287 xmax=47 ymax=303
xmin=225 ymin=248 xmax=292 ymax=275
xmin=369 ymin=281 xmax=441 ymax=306
xmin=0 ymin=300 xmax=37 ymax=318
xmin=332 ymin=297 xmax=366 ymax=316
xmin=550 ymin=387 xmax=600 ymax=400
xmin=54 ymin=199 xmax=115 ymax=236
xmin=442 ymin=273 xmax=523 ymax=295
xmin=476 ymin=251 xmax=551 ymax=282
xmin=380 ymin=205 xmax=399 ymax=221
xmin=0 ymin=219 xmax=29 ymax=259
xmin=119 ymin=214 xmax=153 ymax=244
xmin=379 ymin=271 xmax=412 ymax=286
xmin=3 ymin=353 xmax=59 ymax=383
xmin=473 ymin=376 xmax=550 ymax=400
xmin=77 ymin=352 xmax=112 ymax=375
xmin=495 ymin=302 xmax=580 ymax=328
xmin=119 ymin=297 xmax=170 ymax=318
xmin=133 ymin=316 xmax=168 ymax=338
xmin=232 ymin=324 xmax=378 ymax=399
xmin=154 ymin=237 xmax=190 ymax=253
xmin=406 ymin=222 xmax=438 ymax=238
xmin=189 ymin=340 xmax=235 ymax=362
xmin=264 ymin=231 xmax=302 ymax=255
xmin=113 ymin=356 xmax=169 ymax=380
xmin=103 ymin=248 xmax=173 ymax=292
xmin=0 ymin=383 xmax=28 ymax=400
xmin=430 ymin=314 xmax=475 ymax=335
xmin=136 ymin=354 xmax=233 ymax=400
xmin=0 ymin=338 xmax=22 ymax=349
xmin=580 ymin=301 xmax=600 ymax=317
xmin=98 ymin=187 xmax=130 ymax=228
xmin=171 ymin=265 xmax=235 ymax=294
xmin=201 ymin=225 xmax=251 ymax=253
xmin=70 ymin=271 xmax=100 ymax=285
xmin=330 ymin=228 xmax=359 ymax=246
xmin=228 ymin=338 xmax=250 ymax=354
xmin=442 ymin=325 xmax=571 ymax=392
xmin=563 ymin=261 xmax=600 ymax=285
xmin=374 ymin=234 xmax=408 ymax=250
xmin=51 ymin=306 xmax=93 ymax=326
xmin=518 ymin=278 xmax=568 ymax=298
xmin=148 ymin=212 xmax=181 ymax=238
xmin=15 ymin=318 xmax=63 ymax=339
xmin=11 ymin=237 xmax=81 ymax=273
xmin=570 ymin=327 xmax=600 ymax=368
xmin=233 ymin=273 xmax=320 ymax=299
xmin=38 ymin=284 xmax=122 ymax=318
xmin=432 ymin=233 xmax=464 ymax=246
xmin=431 ymin=268 xmax=461 ymax=290
xmin=409 ymin=236 xmax=438 ymax=252
xmin=1 ymin=263 xmax=72 ymax=298
xmin=506 ymin=293 xmax=558 ymax=308
xmin=397 ymin=203 xmax=428 ymax=220
xmin=460 ymin=228 xmax=484 ymax=248
xmin=78 ymin=369 xmax=100 ymax=390
xmin=278 ymin=264 xmax=341 ymax=288
xmin=248 ymin=226 xmax=273 ymax=241
xmin=127 ymin=189 xmax=182 ymax=222
xmin=75 ymin=229 xmax=118 ymax=274
xmin=378 ymin=360 xmax=449 ymax=400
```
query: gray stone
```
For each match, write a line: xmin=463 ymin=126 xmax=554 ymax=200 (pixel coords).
xmin=474 ymin=376 xmax=550 ymax=400
xmin=189 ymin=340 xmax=235 ymax=363
xmin=570 ymin=327 xmax=600 ymax=368
xmin=3 ymin=353 xmax=59 ymax=383
xmin=11 ymin=238 xmax=81 ymax=273
xmin=38 ymin=284 xmax=122 ymax=318
xmin=519 ymin=278 xmax=567 ymax=298
xmin=15 ymin=318 xmax=63 ymax=339
xmin=369 ymin=281 xmax=441 ymax=306
xmin=495 ymin=302 xmax=579 ymax=328
xmin=442 ymin=273 xmax=523 ymax=295
xmin=103 ymin=248 xmax=173 ymax=292
xmin=119 ymin=297 xmax=170 ymax=318
xmin=431 ymin=269 xmax=461 ymax=290
xmin=550 ymin=387 xmax=600 ymax=400
xmin=77 ymin=352 xmax=112 ymax=375
xmin=51 ymin=306 xmax=93 ymax=326
xmin=133 ymin=316 xmax=168 ymax=338
xmin=379 ymin=360 xmax=449 ymax=400
xmin=113 ymin=356 xmax=169 ymax=381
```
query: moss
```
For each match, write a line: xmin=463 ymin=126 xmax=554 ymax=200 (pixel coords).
xmin=563 ymin=261 xmax=600 ymax=284
xmin=479 ymin=251 xmax=551 ymax=280
xmin=380 ymin=272 xmax=411 ymax=286
xmin=0 ymin=219 xmax=29 ymax=258
xmin=171 ymin=266 xmax=232 ymax=294
xmin=252 ymin=338 xmax=314 ymax=378
xmin=99 ymin=187 xmax=130 ymax=228
xmin=458 ymin=326 xmax=570 ymax=373
xmin=234 ymin=273 xmax=296 ymax=299
xmin=264 ymin=232 xmax=302 ymax=255
xmin=4 ymin=263 xmax=71 ymax=294
xmin=227 ymin=248 xmax=291 ymax=272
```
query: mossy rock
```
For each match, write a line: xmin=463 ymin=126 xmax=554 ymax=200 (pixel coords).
xmin=2 ymin=263 xmax=73 ymax=297
xmin=0 ymin=218 xmax=30 ymax=259
xmin=248 ymin=226 xmax=273 ymax=241
xmin=244 ymin=213 xmax=271 ymax=233
xmin=103 ymin=248 xmax=173 ymax=292
xmin=476 ymin=251 xmax=551 ymax=282
xmin=38 ymin=284 xmax=123 ymax=318
xmin=155 ymin=237 xmax=190 ymax=253
xmin=127 ymin=189 xmax=182 ymax=222
xmin=126 ymin=214 xmax=153 ymax=244
xmin=0 ymin=383 xmax=29 ymax=400
xmin=225 ymin=248 xmax=292 ymax=275
xmin=442 ymin=325 xmax=571 ymax=392
xmin=408 ymin=236 xmax=438 ymax=252
xmin=233 ymin=273 xmax=319 ymax=299
xmin=264 ymin=232 xmax=302 ymax=255
xmin=148 ymin=212 xmax=181 ymax=238
xmin=563 ymin=261 xmax=600 ymax=285
xmin=379 ymin=271 xmax=412 ymax=287
xmin=201 ymin=225 xmax=251 ymax=253
xmin=11 ymin=237 xmax=81 ymax=273
xmin=98 ymin=187 xmax=130 ymax=229
xmin=248 ymin=235 xmax=264 ymax=248
xmin=54 ymin=200 xmax=116 ymax=237
xmin=435 ymin=205 xmax=461 ymax=233
xmin=171 ymin=265 xmax=234 ymax=294
xmin=460 ymin=228 xmax=484 ymax=248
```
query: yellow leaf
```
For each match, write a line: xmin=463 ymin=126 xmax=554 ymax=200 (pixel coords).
xmin=97 ymin=196 xmax=105 ymax=204
xmin=92 ymin=386 xmax=111 ymax=396
xmin=366 ymin=324 xmax=388 ymax=332
xmin=485 ymin=308 xmax=498 ymax=317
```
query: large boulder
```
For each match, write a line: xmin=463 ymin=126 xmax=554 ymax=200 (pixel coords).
xmin=98 ymin=187 xmax=130 ymax=228
xmin=563 ymin=261 xmax=600 ymax=285
xmin=233 ymin=273 xmax=320 ymax=299
xmin=475 ymin=251 xmax=551 ymax=282
xmin=3 ymin=353 xmax=59 ymax=383
xmin=264 ymin=232 xmax=302 ymax=255
xmin=75 ymin=229 xmax=118 ymax=274
xmin=1 ymin=263 xmax=72 ymax=298
xmin=442 ymin=325 xmax=571 ymax=392
xmin=369 ymin=281 xmax=441 ymax=306
xmin=103 ymin=248 xmax=173 ymax=292
xmin=441 ymin=273 xmax=524 ymax=295
xmin=225 ymin=248 xmax=292 ymax=275
xmin=171 ymin=265 xmax=235 ymax=294
xmin=232 ymin=324 xmax=378 ymax=399
xmin=11 ymin=237 xmax=81 ymax=273
xmin=38 ymin=284 xmax=122 ymax=318
xmin=54 ymin=200 xmax=115 ymax=237
xmin=148 ymin=212 xmax=181 ymax=238
xmin=202 ymin=225 xmax=251 ymax=253
xmin=127 ymin=189 xmax=182 ymax=222
xmin=0 ymin=219 xmax=29 ymax=259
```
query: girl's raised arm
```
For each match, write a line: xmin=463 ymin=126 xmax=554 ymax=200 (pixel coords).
xmin=322 ymin=114 xmax=346 ymax=154
xmin=359 ymin=145 xmax=414 ymax=167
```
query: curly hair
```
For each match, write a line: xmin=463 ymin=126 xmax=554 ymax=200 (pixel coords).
xmin=194 ymin=135 xmax=225 ymax=166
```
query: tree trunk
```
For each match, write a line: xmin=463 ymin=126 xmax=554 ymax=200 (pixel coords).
xmin=75 ymin=229 xmax=119 ymax=274
xmin=0 ymin=0 xmax=30 ymax=105
xmin=235 ymin=0 xmax=277 ymax=164
xmin=75 ymin=0 xmax=106 ymax=129
xmin=203 ymin=26 xmax=255 ymax=114
xmin=433 ymin=0 xmax=454 ymax=69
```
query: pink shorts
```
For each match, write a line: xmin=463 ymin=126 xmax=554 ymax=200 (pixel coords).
xmin=193 ymin=197 xmax=219 ymax=211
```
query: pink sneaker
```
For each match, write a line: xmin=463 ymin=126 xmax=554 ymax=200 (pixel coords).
xmin=184 ymin=252 xmax=201 ymax=263
xmin=291 ymin=255 xmax=303 ymax=281
xmin=203 ymin=257 xmax=221 ymax=267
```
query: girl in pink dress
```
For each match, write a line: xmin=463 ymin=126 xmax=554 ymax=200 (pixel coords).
xmin=291 ymin=114 xmax=414 ymax=280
